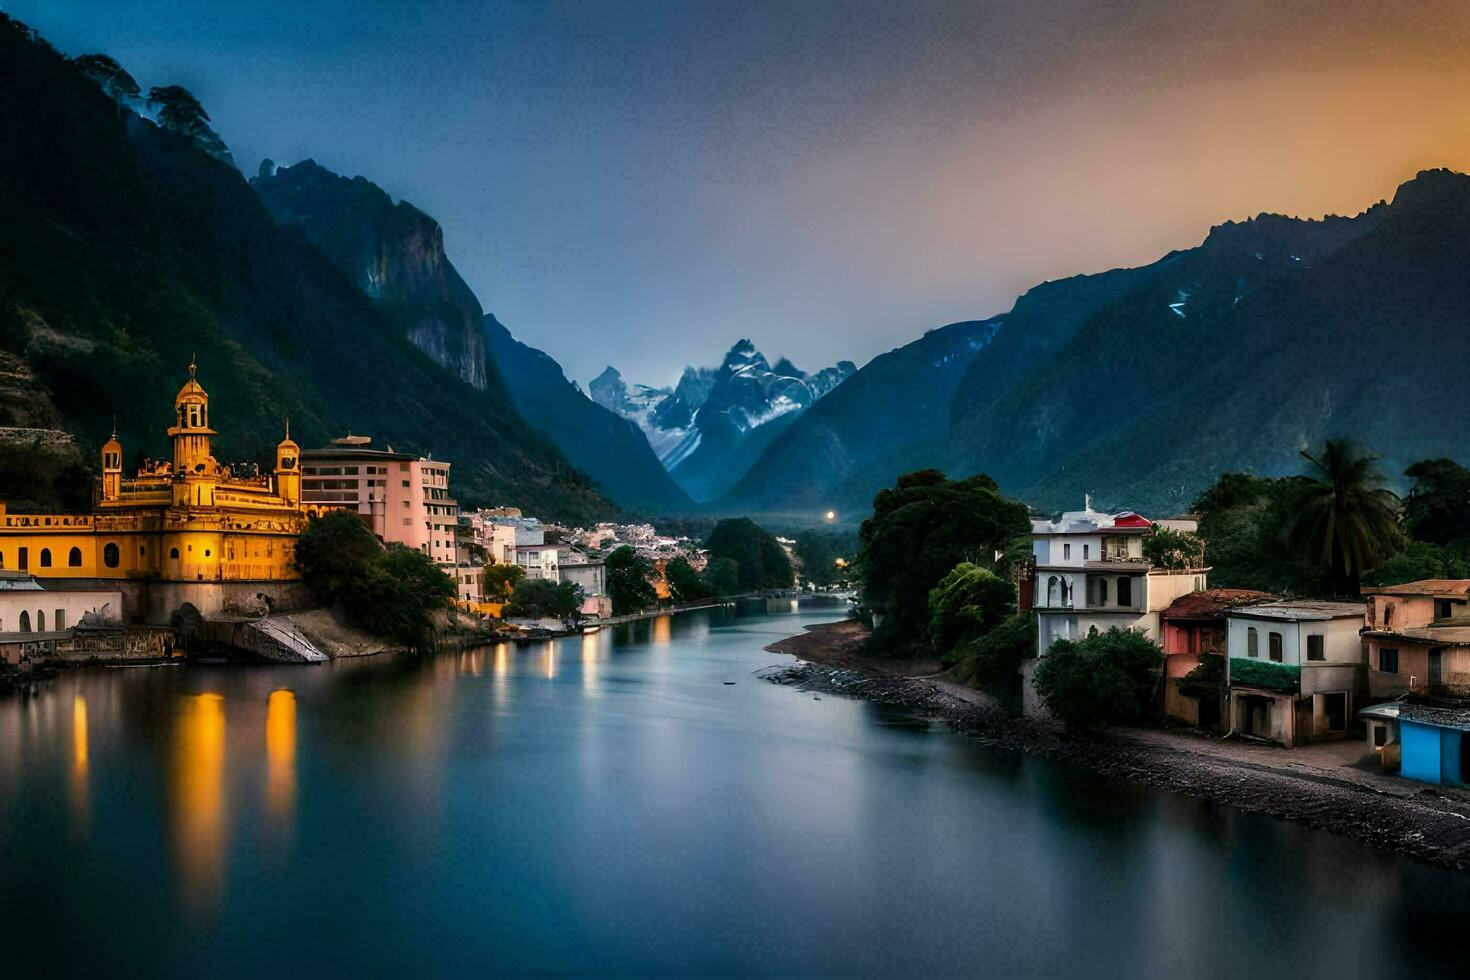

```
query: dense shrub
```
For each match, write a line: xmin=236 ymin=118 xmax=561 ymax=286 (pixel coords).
xmin=1032 ymin=627 xmax=1162 ymax=733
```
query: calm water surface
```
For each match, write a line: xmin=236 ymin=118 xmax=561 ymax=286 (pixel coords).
xmin=3 ymin=598 xmax=1469 ymax=977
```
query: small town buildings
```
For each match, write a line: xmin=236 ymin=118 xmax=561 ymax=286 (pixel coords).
xmin=515 ymin=542 xmax=560 ymax=581
xmin=0 ymin=572 xmax=122 ymax=663
xmin=1026 ymin=498 xmax=1209 ymax=717
xmin=1159 ymin=588 xmax=1276 ymax=728
xmin=1224 ymin=601 xmax=1366 ymax=747
xmin=1361 ymin=580 xmax=1470 ymax=698
xmin=1357 ymin=703 xmax=1470 ymax=787
xmin=300 ymin=435 xmax=459 ymax=565
xmin=559 ymin=548 xmax=607 ymax=614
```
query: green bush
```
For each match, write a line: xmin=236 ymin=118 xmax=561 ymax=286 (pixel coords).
xmin=952 ymin=613 xmax=1035 ymax=708
xmin=504 ymin=577 xmax=582 ymax=621
xmin=665 ymin=557 xmax=713 ymax=603
xmin=1033 ymin=627 xmax=1162 ymax=733
xmin=925 ymin=562 xmax=1014 ymax=659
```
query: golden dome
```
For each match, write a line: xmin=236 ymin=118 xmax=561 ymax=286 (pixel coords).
xmin=175 ymin=355 xmax=208 ymax=404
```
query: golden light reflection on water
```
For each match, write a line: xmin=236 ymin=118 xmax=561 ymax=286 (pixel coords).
xmin=652 ymin=615 xmax=671 ymax=647
xmin=70 ymin=694 xmax=88 ymax=836
xmin=543 ymin=642 xmax=558 ymax=680
xmin=172 ymin=693 xmax=227 ymax=920
xmin=265 ymin=689 xmax=296 ymax=839
xmin=460 ymin=649 xmax=484 ymax=677
xmin=492 ymin=642 xmax=511 ymax=710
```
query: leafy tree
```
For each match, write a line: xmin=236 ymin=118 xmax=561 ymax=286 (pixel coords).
xmin=951 ymin=613 xmax=1036 ymax=708
xmin=1361 ymin=540 xmax=1470 ymax=588
xmin=706 ymin=517 xmax=794 ymax=590
xmin=793 ymin=530 xmax=857 ymax=588
xmin=72 ymin=53 xmax=140 ymax=101
xmin=1142 ymin=526 xmax=1205 ymax=570
xmin=1032 ymin=627 xmax=1163 ymax=733
xmin=857 ymin=470 xmax=1030 ymax=656
xmin=1402 ymin=458 xmax=1470 ymax=547
xmin=700 ymin=556 xmax=740 ymax=596
xmin=1287 ymin=440 xmax=1401 ymax=595
xmin=294 ymin=511 xmax=384 ymax=601
xmin=925 ymin=562 xmax=1014 ymax=657
xmin=665 ymin=557 xmax=713 ymax=603
xmin=481 ymin=562 xmax=524 ymax=601
xmin=1193 ymin=472 xmax=1330 ymax=595
xmin=147 ymin=84 xmax=234 ymax=164
xmin=605 ymin=546 xmax=656 ymax=615
xmin=295 ymin=512 xmax=454 ymax=646
xmin=504 ymin=578 xmax=582 ymax=621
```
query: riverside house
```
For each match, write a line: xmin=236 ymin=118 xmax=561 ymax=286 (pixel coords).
xmin=1159 ymin=588 xmax=1277 ymax=729
xmin=1361 ymin=580 xmax=1470 ymax=698
xmin=1224 ymin=601 xmax=1366 ymax=747
xmin=1025 ymin=498 xmax=1208 ymax=717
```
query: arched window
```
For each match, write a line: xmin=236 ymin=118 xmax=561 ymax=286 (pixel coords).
xmin=19 ymin=611 xmax=30 ymax=632
xmin=103 ymin=543 xmax=120 ymax=568
xmin=1117 ymin=576 xmax=1132 ymax=607
xmin=36 ymin=610 xmax=45 ymax=631
xmin=169 ymin=547 xmax=180 ymax=559
xmin=39 ymin=548 xmax=51 ymax=568
xmin=1047 ymin=576 xmax=1059 ymax=607
xmin=68 ymin=547 xmax=82 ymax=567
xmin=1247 ymin=627 xmax=1259 ymax=658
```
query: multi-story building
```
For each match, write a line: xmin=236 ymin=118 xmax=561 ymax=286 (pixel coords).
xmin=1224 ymin=601 xmax=1366 ymax=747
xmin=1159 ymin=588 xmax=1277 ymax=728
xmin=1026 ymin=498 xmax=1208 ymax=716
xmin=300 ymin=436 xmax=458 ymax=565
xmin=0 ymin=360 xmax=305 ymax=604
xmin=1361 ymin=579 xmax=1470 ymax=698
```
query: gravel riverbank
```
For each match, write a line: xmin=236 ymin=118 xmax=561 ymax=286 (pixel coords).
xmin=765 ymin=619 xmax=1470 ymax=871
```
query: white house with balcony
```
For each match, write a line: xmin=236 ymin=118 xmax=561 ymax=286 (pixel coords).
xmin=1025 ymin=497 xmax=1207 ymax=716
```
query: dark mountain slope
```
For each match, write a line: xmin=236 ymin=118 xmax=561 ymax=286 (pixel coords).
xmin=481 ymin=315 xmax=694 ymax=513
xmin=0 ymin=15 xmax=607 ymax=519
xmin=251 ymin=159 xmax=490 ymax=390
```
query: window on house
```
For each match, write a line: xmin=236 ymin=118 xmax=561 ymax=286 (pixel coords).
xmin=1083 ymin=544 xmax=1090 ymax=559
xmin=36 ymin=610 xmax=45 ymax=631
xmin=1096 ymin=578 xmax=1108 ymax=606
xmin=1117 ymin=577 xmax=1132 ymax=607
xmin=103 ymin=543 xmax=120 ymax=568
xmin=169 ymin=547 xmax=180 ymax=559
xmin=1269 ymin=631 xmax=1283 ymax=662
xmin=68 ymin=547 xmax=82 ymax=567
xmin=39 ymin=548 xmax=51 ymax=568
xmin=19 ymin=610 xmax=30 ymax=632
xmin=1436 ymin=599 xmax=1453 ymax=620
xmin=1307 ymin=634 xmax=1324 ymax=661
xmin=1379 ymin=648 xmax=1399 ymax=674
xmin=1047 ymin=576 xmax=1059 ymax=606
xmin=1383 ymin=603 xmax=1394 ymax=628
xmin=1247 ymin=627 xmax=1258 ymax=657
xmin=55 ymin=610 xmax=65 ymax=631
xmin=1063 ymin=543 xmax=1071 ymax=559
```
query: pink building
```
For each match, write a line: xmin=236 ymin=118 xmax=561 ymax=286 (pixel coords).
xmin=301 ymin=435 xmax=459 ymax=565
xmin=1362 ymin=580 xmax=1470 ymax=698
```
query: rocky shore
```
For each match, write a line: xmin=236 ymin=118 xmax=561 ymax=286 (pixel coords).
xmin=765 ymin=619 xmax=1470 ymax=871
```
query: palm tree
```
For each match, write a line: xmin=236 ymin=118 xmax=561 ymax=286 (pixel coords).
xmin=1287 ymin=439 xmax=1401 ymax=595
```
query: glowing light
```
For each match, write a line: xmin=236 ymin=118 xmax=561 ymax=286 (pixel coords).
xmin=543 ymin=643 xmax=557 ymax=679
xmin=70 ymin=695 xmax=88 ymax=835
xmin=265 ymin=689 xmax=296 ymax=830
xmin=581 ymin=632 xmax=598 ymax=692
xmin=172 ymin=693 xmax=227 ymax=920
xmin=652 ymin=615 xmax=671 ymax=647
xmin=824 ymin=510 xmax=837 ymax=522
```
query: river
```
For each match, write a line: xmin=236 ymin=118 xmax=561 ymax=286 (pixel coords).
xmin=2 ymin=597 xmax=1468 ymax=976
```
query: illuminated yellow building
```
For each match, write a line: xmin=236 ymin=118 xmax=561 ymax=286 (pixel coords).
xmin=0 ymin=360 xmax=305 ymax=584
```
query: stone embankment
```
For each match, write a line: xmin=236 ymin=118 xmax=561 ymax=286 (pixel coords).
xmin=764 ymin=619 xmax=1470 ymax=871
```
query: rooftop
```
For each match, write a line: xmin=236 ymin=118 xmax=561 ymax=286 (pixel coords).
xmin=1397 ymin=702 xmax=1470 ymax=732
xmin=1226 ymin=600 xmax=1366 ymax=622
xmin=1361 ymin=579 xmax=1470 ymax=597
xmin=1032 ymin=496 xmax=1152 ymax=535
xmin=1162 ymin=588 xmax=1278 ymax=620
xmin=1363 ymin=625 xmax=1470 ymax=646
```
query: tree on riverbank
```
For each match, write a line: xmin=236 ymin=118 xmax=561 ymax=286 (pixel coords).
xmin=1033 ymin=627 xmax=1162 ymax=733
xmin=1287 ymin=440 xmax=1400 ymax=595
xmin=481 ymin=563 xmax=524 ymax=601
xmin=295 ymin=511 xmax=455 ymax=646
xmin=606 ymin=546 xmax=657 ymax=615
xmin=504 ymin=578 xmax=582 ymax=623
xmin=706 ymin=517 xmax=794 ymax=591
xmin=665 ymin=557 xmax=713 ymax=603
xmin=858 ymin=470 xmax=1030 ymax=656
xmin=925 ymin=562 xmax=1013 ymax=656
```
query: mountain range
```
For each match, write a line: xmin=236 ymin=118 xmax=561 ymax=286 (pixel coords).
xmin=592 ymin=343 xmax=856 ymax=502
xmin=725 ymin=171 xmax=1469 ymax=521
xmin=251 ymin=159 xmax=692 ymax=514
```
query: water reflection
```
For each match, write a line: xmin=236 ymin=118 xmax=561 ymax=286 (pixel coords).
xmin=542 ymin=642 xmax=558 ymax=680
xmin=581 ymin=632 xmax=599 ymax=693
xmin=70 ymin=694 xmax=88 ymax=837
xmin=652 ymin=614 xmax=671 ymax=647
xmin=172 ymin=693 xmax=227 ymax=920
xmin=265 ymin=689 xmax=296 ymax=842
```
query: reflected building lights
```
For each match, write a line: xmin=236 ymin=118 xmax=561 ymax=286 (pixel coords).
xmin=265 ymin=689 xmax=297 ymax=836
xmin=581 ymin=632 xmax=599 ymax=692
xmin=70 ymin=694 xmax=89 ymax=836
xmin=652 ymin=615 xmax=671 ymax=647
xmin=543 ymin=642 xmax=558 ymax=680
xmin=171 ymin=693 xmax=227 ymax=920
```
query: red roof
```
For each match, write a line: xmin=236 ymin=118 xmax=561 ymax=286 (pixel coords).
xmin=1112 ymin=512 xmax=1152 ymax=528
xmin=1161 ymin=588 xmax=1279 ymax=620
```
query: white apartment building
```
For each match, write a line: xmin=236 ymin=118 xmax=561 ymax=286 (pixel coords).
xmin=1026 ymin=497 xmax=1206 ymax=716
xmin=301 ymin=435 xmax=458 ymax=565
